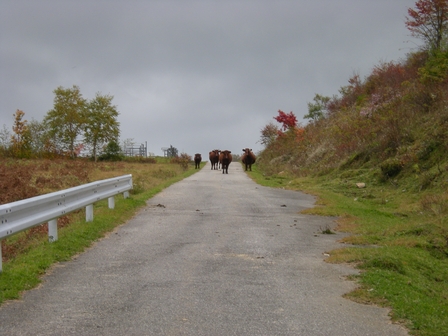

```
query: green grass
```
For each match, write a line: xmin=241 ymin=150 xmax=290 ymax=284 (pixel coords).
xmin=246 ymin=163 xmax=448 ymax=336
xmin=0 ymin=163 xmax=201 ymax=304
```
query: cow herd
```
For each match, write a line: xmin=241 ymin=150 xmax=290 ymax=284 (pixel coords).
xmin=194 ymin=148 xmax=256 ymax=174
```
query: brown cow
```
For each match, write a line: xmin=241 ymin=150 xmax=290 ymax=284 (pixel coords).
xmin=219 ymin=150 xmax=232 ymax=174
xmin=194 ymin=153 xmax=202 ymax=169
xmin=241 ymin=148 xmax=256 ymax=171
xmin=209 ymin=149 xmax=220 ymax=170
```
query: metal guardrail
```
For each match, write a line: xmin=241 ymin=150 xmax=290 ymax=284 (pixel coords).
xmin=0 ymin=174 xmax=133 ymax=272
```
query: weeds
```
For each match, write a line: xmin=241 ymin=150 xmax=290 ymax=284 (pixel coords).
xmin=420 ymin=194 xmax=448 ymax=216
xmin=319 ymin=225 xmax=335 ymax=234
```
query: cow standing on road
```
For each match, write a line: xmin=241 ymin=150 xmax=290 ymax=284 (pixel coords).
xmin=194 ymin=153 xmax=202 ymax=169
xmin=219 ymin=150 xmax=232 ymax=174
xmin=241 ymin=148 xmax=256 ymax=171
xmin=209 ymin=150 xmax=220 ymax=170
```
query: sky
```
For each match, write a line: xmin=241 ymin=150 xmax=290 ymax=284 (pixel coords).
xmin=0 ymin=0 xmax=421 ymax=158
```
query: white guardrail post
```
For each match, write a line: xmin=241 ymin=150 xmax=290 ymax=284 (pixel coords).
xmin=0 ymin=174 xmax=132 ymax=273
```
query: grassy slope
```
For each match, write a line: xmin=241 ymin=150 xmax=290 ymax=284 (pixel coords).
xmin=246 ymin=163 xmax=447 ymax=336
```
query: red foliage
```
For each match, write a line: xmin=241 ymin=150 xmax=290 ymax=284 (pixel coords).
xmin=405 ymin=0 xmax=448 ymax=50
xmin=369 ymin=62 xmax=407 ymax=91
xmin=274 ymin=110 xmax=298 ymax=131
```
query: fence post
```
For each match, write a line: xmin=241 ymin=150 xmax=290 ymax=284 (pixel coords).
xmin=108 ymin=196 xmax=115 ymax=209
xmin=48 ymin=219 xmax=58 ymax=242
xmin=86 ymin=204 xmax=94 ymax=222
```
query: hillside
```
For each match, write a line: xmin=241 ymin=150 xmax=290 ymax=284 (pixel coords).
xmin=259 ymin=51 xmax=447 ymax=180
xmin=254 ymin=49 xmax=448 ymax=335
xmin=257 ymin=48 xmax=448 ymax=261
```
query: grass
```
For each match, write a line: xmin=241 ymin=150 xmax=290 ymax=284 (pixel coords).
xmin=0 ymin=160 xmax=204 ymax=304
xmin=245 ymin=163 xmax=448 ymax=336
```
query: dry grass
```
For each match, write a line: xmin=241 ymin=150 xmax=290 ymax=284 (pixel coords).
xmin=0 ymin=158 xmax=191 ymax=262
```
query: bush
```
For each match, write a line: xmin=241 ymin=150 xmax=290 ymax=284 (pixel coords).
xmin=98 ymin=141 xmax=123 ymax=161
xmin=171 ymin=153 xmax=191 ymax=171
xmin=380 ymin=158 xmax=403 ymax=178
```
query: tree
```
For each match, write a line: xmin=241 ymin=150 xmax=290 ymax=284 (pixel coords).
xmin=166 ymin=145 xmax=178 ymax=158
xmin=259 ymin=122 xmax=279 ymax=147
xmin=27 ymin=119 xmax=50 ymax=158
xmin=84 ymin=93 xmax=120 ymax=161
xmin=305 ymin=94 xmax=331 ymax=122
xmin=99 ymin=140 xmax=123 ymax=161
xmin=11 ymin=109 xmax=31 ymax=158
xmin=0 ymin=124 xmax=12 ymax=155
xmin=417 ymin=48 xmax=448 ymax=82
xmin=44 ymin=85 xmax=86 ymax=158
xmin=273 ymin=110 xmax=297 ymax=132
xmin=406 ymin=0 xmax=448 ymax=52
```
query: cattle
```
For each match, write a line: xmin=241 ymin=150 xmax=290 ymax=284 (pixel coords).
xmin=209 ymin=149 xmax=220 ymax=170
xmin=194 ymin=153 xmax=202 ymax=169
xmin=219 ymin=150 xmax=232 ymax=174
xmin=241 ymin=148 xmax=256 ymax=171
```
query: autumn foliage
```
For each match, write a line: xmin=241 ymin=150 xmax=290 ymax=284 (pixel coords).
xmin=258 ymin=48 xmax=448 ymax=180
xmin=405 ymin=0 xmax=448 ymax=52
xmin=274 ymin=110 xmax=298 ymax=132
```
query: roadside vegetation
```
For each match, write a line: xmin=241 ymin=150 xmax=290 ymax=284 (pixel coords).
xmin=0 ymin=158 xmax=203 ymax=304
xmin=252 ymin=2 xmax=448 ymax=335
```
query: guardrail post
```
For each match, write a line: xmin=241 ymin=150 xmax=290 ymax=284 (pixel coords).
xmin=86 ymin=204 xmax=93 ymax=222
xmin=124 ymin=191 xmax=129 ymax=199
xmin=48 ymin=219 xmax=58 ymax=242
xmin=0 ymin=240 xmax=3 ymax=273
xmin=108 ymin=196 xmax=115 ymax=209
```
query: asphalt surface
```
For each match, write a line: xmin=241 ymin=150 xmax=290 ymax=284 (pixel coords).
xmin=0 ymin=162 xmax=408 ymax=335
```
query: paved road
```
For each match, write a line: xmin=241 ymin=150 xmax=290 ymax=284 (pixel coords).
xmin=0 ymin=162 xmax=408 ymax=335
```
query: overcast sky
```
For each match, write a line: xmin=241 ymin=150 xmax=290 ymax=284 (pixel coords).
xmin=1 ymin=0 xmax=420 ymax=158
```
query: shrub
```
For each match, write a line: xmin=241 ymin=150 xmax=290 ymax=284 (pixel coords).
xmin=380 ymin=158 xmax=403 ymax=178
xmin=171 ymin=153 xmax=191 ymax=171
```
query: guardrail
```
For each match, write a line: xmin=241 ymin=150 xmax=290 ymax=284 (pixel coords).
xmin=0 ymin=174 xmax=133 ymax=273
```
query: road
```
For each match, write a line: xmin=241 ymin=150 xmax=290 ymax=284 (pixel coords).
xmin=0 ymin=162 xmax=408 ymax=335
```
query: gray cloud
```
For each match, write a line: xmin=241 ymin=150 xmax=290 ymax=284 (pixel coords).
xmin=1 ymin=0 xmax=420 ymax=158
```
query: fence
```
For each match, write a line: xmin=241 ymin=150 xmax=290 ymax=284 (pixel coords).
xmin=123 ymin=142 xmax=147 ymax=157
xmin=0 ymin=174 xmax=133 ymax=272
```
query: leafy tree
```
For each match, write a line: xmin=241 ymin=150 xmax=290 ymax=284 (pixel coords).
xmin=166 ymin=145 xmax=178 ymax=158
xmin=260 ymin=122 xmax=279 ymax=147
xmin=406 ymin=0 xmax=448 ymax=52
xmin=27 ymin=119 xmax=50 ymax=158
xmin=418 ymin=48 xmax=448 ymax=81
xmin=305 ymin=94 xmax=331 ymax=122
xmin=44 ymin=85 xmax=86 ymax=158
xmin=99 ymin=140 xmax=123 ymax=161
xmin=274 ymin=110 xmax=297 ymax=132
xmin=83 ymin=93 xmax=120 ymax=162
xmin=11 ymin=109 xmax=31 ymax=158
